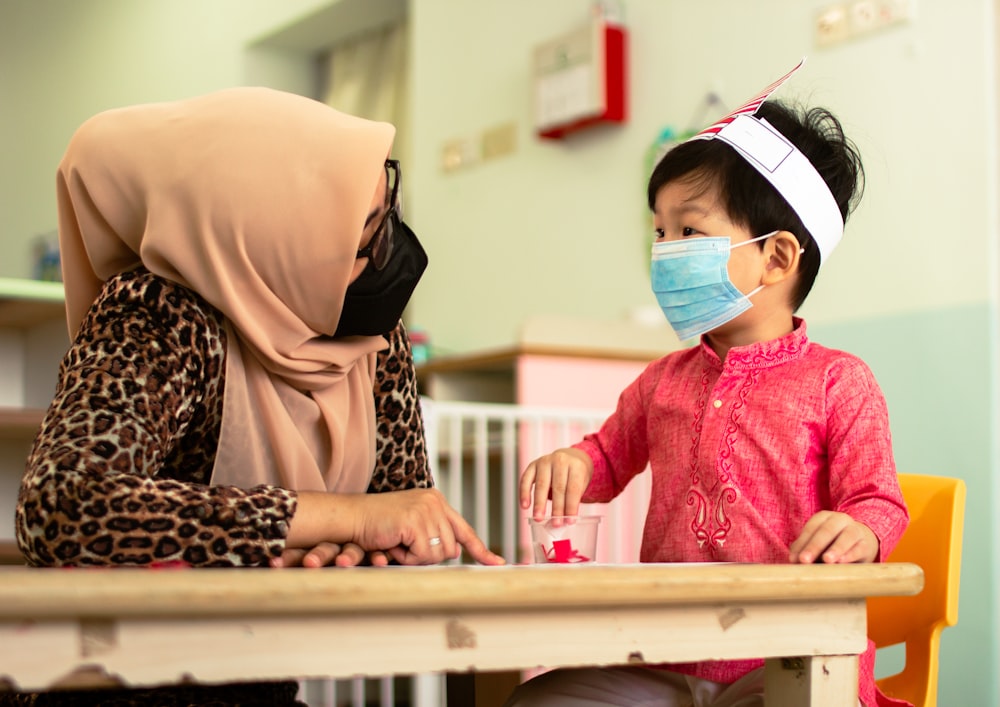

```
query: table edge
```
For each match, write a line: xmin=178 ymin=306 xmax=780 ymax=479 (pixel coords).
xmin=0 ymin=562 xmax=924 ymax=620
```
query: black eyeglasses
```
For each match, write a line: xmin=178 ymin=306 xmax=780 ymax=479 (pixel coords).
xmin=356 ymin=159 xmax=401 ymax=271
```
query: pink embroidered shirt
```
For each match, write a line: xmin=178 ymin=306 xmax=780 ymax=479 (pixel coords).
xmin=576 ymin=319 xmax=909 ymax=707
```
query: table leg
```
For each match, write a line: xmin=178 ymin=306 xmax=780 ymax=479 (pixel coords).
xmin=764 ymin=655 xmax=859 ymax=706
xmin=474 ymin=670 xmax=522 ymax=707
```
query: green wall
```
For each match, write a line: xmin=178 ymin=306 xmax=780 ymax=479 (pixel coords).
xmin=812 ymin=304 xmax=996 ymax=706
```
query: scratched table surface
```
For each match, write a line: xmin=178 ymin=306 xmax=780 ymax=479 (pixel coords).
xmin=0 ymin=562 xmax=923 ymax=705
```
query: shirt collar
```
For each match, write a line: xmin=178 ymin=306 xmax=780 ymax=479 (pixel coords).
xmin=700 ymin=317 xmax=809 ymax=370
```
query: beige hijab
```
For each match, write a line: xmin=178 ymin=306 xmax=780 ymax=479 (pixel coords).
xmin=56 ymin=87 xmax=395 ymax=494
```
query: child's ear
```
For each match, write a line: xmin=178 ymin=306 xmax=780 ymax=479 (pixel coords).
xmin=761 ymin=231 xmax=801 ymax=285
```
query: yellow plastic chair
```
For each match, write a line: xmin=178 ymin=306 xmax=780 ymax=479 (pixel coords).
xmin=866 ymin=473 xmax=966 ymax=707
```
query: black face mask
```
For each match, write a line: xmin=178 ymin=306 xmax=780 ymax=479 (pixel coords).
xmin=334 ymin=220 xmax=428 ymax=338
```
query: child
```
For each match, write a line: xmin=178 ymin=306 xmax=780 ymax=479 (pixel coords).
xmin=506 ymin=61 xmax=910 ymax=707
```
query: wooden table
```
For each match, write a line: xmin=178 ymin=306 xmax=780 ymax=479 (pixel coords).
xmin=0 ymin=562 xmax=923 ymax=706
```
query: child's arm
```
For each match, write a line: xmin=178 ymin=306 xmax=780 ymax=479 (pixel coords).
xmin=518 ymin=358 xmax=664 ymax=520
xmin=788 ymin=510 xmax=879 ymax=564
xmin=519 ymin=448 xmax=594 ymax=520
xmin=790 ymin=356 xmax=907 ymax=564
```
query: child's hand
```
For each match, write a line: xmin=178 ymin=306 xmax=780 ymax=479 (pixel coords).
xmin=788 ymin=511 xmax=880 ymax=564
xmin=519 ymin=448 xmax=594 ymax=520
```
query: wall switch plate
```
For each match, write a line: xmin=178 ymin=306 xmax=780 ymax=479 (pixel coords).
xmin=815 ymin=0 xmax=915 ymax=47
xmin=481 ymin=122 xmax=517 ymax=161
xmin=816 ymin=4 xmax=850 ymax=47
xmin=441 ymin=138 xmax=478 ymax=173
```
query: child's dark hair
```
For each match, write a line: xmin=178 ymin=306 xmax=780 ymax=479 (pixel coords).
xmin=647 ymin=100 xmax=865 ymax=310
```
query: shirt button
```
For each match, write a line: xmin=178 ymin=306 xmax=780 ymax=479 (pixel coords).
xmin=713 ymin=399 xmax=723 ymax=409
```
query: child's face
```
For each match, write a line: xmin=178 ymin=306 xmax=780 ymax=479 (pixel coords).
xmin=652 ymin=178 xmax=768 ymax=301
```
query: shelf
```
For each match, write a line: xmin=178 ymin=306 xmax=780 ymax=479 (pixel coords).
xmin=0 ymin=540 xmax=24 ymax=566
xmin=416 ymin=343 xmax=664 ymax=379
xmin=0 ymin=407 xmax=45 ymax=439
xmin=0 ymin=277 xmax=65 ymax=302
xmin=0 ymin=277 xmax=66 ymax=329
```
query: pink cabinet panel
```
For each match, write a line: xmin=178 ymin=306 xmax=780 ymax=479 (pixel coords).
xmin=516 ymin=353 xmax=654 ymax=564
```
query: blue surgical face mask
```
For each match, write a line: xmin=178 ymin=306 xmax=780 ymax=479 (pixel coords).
xmin=650 ymin=231 xmax=776 ymax=342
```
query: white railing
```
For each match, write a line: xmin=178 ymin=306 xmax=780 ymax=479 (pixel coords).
xmin=299 ymin=398 xmax=651 ymax=707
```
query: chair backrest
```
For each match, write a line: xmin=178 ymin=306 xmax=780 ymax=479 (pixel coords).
xmin=866 ymin=473 xmax=966 ymax=707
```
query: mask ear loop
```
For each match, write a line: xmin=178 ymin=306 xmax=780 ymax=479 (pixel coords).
xmin=730 ymin=231 xmax=792 ymax=301
xmin=729 ymin=230 xmax=807 ymax=256
xmin=729 ymin=230 xmax=780 ymax=250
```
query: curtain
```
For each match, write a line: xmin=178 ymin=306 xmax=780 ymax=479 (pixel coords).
xmin=320 ymin=22 xmax=410 ymax=168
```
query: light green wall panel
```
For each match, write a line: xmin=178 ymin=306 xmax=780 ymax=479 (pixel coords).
xmin=811 ymin=304 xmax=996 ymax=707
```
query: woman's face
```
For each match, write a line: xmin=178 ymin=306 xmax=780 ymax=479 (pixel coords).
xmin=350 ymin=165 xmax=390 ymax=284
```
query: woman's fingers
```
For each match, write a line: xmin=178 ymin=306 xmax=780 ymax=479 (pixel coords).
xmin=333 ymin=542 xmax=367 ymax=567
xmin=271 ymin=547 xmax=308 ymax=568
xmin=303 ymin=542 xmax=343 ymax=567
xmin=428 ymin=522 xmax=458 ymax=564
xmin=366 ymin=490 xmax=504 ymax=566
xmin=446 ymin=507 xmax=504 ymax=565
xmin=272 ymin=544 xmax=343 ymax=568
xmin=391 ymin=526 xmax=455 ymax=566
xmin=287 ymin=488 xmax=502 ymax=568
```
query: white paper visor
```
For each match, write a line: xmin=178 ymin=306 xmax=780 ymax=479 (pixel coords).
xmin=713 ymin=114 xmax=844 ymax=263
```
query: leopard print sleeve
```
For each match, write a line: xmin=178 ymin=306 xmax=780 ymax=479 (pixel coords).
xmin=15 ymin=269 xmax=296 ymax=567
xmin=368 ymin=320 xmax=434 ymax=493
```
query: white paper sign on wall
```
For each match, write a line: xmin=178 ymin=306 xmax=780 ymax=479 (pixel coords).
xmin=533 ymin=14 xmax=627 ymax=140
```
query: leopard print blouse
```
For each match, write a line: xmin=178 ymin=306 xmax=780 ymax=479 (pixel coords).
xmin=15 ymin=267 xmax=433 ymax=567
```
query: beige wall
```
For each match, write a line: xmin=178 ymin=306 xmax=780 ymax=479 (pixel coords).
xmin=0 ymin=0 xmax=330 ymax=280
xmin=407 ymin=0 xmax=995 ymax=353
xmin=3 ymin=0 xmax=994 ymax=352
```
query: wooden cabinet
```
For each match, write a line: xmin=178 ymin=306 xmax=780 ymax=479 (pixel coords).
xmin=416 ymin=312 xmax=681 ymax=407
xmin=417 ymin=343 xmax=662 ymax=408
xmin=0 ymin=277 xmax=69 ymax=563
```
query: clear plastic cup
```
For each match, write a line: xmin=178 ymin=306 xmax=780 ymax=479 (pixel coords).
xmin=528 ymin=515 xmax=602 ymax=564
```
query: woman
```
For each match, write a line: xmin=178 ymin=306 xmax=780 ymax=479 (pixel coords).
xmin=11 ymin=87 xmax=501 ymax=706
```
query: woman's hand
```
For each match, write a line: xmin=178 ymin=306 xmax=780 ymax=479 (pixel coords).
xmin=348 ymin=488 xmax=504 ymax=566
xmin=519 ymin=447 xmax=594 ymax=520
xmin=788 ymin=511 xmax=880 ymax=564
xmin=285 ymin=488 xmax=505 ymax=567
xmin=271 ymin=542 xmax=389 ymax=568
